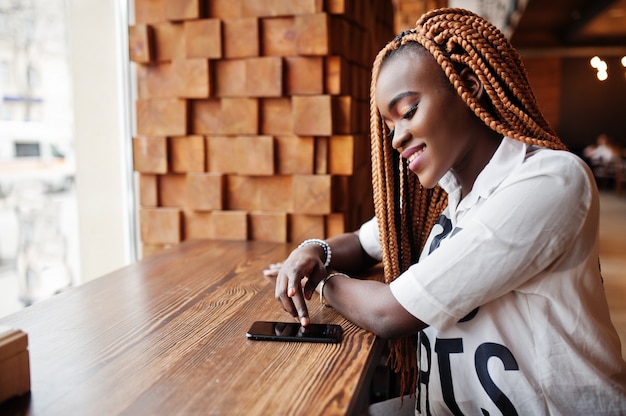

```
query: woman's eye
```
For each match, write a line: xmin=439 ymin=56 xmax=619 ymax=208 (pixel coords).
xmin=402 ymin=103 xmax=418 ymax=120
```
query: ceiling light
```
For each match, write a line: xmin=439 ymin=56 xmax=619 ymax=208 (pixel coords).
xmin=590 ymin=56 xmax=602 ymax=68
xmin=597 ymin=70 xmax=608 ymax=81
xmin=621 ymin=56 xmax=626 ymax=67
xmin=596 ymin=60 xmax=608 ymax=72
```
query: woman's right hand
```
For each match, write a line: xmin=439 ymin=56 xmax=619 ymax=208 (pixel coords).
xmin=273 ymin=244 xmax=328 ymax=327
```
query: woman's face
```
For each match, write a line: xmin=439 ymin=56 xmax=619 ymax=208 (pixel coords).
xmin=375 ymin=46 xmax=489 ymax=190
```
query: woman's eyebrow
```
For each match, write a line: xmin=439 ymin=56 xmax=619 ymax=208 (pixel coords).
xmin=388 ymin=91 xmax=418 ymax=112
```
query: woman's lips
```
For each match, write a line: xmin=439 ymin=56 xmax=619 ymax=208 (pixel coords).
xmin=403 ymin=144 xmax=426 ymax=170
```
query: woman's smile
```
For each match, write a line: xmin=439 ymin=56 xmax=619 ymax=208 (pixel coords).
xmin=403 ymin=144 xmax=426 ymax=171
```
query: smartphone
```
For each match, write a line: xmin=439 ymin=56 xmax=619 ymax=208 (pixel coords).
xmin=246 ymin=321 xmax=343 ymax=343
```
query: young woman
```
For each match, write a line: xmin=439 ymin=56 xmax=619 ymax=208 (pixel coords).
xmin=267 ymin=8 xmax=626 ymax=414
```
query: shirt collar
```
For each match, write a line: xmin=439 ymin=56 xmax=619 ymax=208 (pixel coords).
xmin=439 ymin=137 xmax=528 ymax=211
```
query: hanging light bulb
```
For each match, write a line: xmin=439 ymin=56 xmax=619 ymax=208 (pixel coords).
xmin=597 ymin=70 xmax=608 ymax=81
xmin=596 ymin=60 xmax=608 ymax=72
xmin=621 ymin=56 xmax=626 ymax=67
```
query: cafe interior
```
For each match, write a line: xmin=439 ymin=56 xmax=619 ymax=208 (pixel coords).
xmin=1 ymin=0 xmax=625 ymax=414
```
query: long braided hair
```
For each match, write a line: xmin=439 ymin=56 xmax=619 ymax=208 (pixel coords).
xmin=369 ymin=8 xmax=568 ymax=395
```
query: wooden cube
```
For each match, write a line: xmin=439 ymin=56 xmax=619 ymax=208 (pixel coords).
xmin=170 ymin=135 xmax=205 ymax=172
xmin=207 ymin=135 xmax=273 ymax=175
xmin=275 ymin=136 xmax=314 ymax=174
xmin=214 ymin=59 xmax=247 ymax=97
xmin=221 ymin=98 xmax=259 ymax=135
xmin=285 ymin=56 xmax=324 ymax=95
xmin=152 ymin=22 xmax=186 ymax=61
xmin=326 ymin=213 xmax=345 ymax=237
xmin=257 ymin=176 xmax=293 ymax=211
xmin=325 ymin=56 xmax=350 ymax=95
xmin=143 ymin=63 xmax=178 ymax=98
xmin=140 ymin=208 xmax=182 ymax=244
xmin=292 ymin=95 xmax=332 ymax=136
xmin=135 ymin=65 xmax=150 ymax=99
xmin=352 ymin=133 xmax=369 ymax=169
xmin=245 ymin=57 xmax=283 ymax=97
xmin=184 ymin=211 xmax=212 ymax=239
xmin=136 ymin=98 xmax=188 ymax=137
xmin=165 ymin=0 xmax=200 ymax=21
xmin=289 ymin=214 xmax=325 ymax=241
xmin=326 ymin=0 xmax=347 ymax=15
xmin=134 ymin=0 xmax=166 ymax=24
xmin=226 ymin=175 xmax=260 ymax=210
xmin=226 ymin=175 xmax=292 ymax=211
xmin=207 ymin=136 xmax=238 ymax=174
xmin=139 ymin=174 xmax=158 ymax=207
xmin=222 ymin=18 xmax=259 ymax=58
xmin=241 ymin=0 xmax=323 ymax=17
xmin=191 ymin=99 xmax=222 ymax=134
xmin=260 ymin=98 xmax=292 ymax=136
xmin=314 ymin=136 xmax=329 ymax=174
xmin=261 ymin=17 xmax=295 ymax=56
xmin=133 ymin=136 xmax=168 ymax=174
xmin=295 ymin=13 xmax=329 ymax=56
xmin=333 ymin=96 xmax=354 ymax=134
xmin=292 ymin=175 xmax=331 ymax=214
xmin=159 ymin=174 xmax=187 ymax=207
xmin=172 ymin=59 xmax=210 ymax=98
xmin=249 ymin=212 xmax=287 ymax=242
xmin=184 ymin=19 xmax=222 ymax=59
xmin=187 ymin=173 xmax=224 ymax=210
xmin=208 ymin=0 xmax=242 ymax=18
xmin=129 ymin=24 xmax=154 ymax=63
xmin=210 ymin=210 xmax=248 ymax=240
xmin=235 ymin=135 xmax=274 ymax=175
xmin=328 ymin=135 xmax=354 ymax=175
xmin=0 ymin=326 xmax=30 ymax=404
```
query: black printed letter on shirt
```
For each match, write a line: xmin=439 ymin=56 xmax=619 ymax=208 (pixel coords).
xmin=428 ymin=215 xmax=453 ymax=254
xmin=435 ymin=338 xmax=465 ymax=416
xmin=475 ymin=343 xmax=519 ymax=415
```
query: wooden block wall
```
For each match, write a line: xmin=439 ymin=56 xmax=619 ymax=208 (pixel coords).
xmin=130 ymin=0 xmax=395 ymax=255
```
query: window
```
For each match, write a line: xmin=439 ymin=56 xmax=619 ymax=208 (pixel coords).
xmin=14 ymin=141 xmax=40 ymax=157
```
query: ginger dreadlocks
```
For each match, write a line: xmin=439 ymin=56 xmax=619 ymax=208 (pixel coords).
xmin=369 ymin=8 xmax=568 ymax=395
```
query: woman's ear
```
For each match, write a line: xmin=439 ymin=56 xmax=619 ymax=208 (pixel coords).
xmin=460 ymin=67 xmax=484 ymax=100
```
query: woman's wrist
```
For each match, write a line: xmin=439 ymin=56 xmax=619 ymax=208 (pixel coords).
xmin=319 ymin=272 xmax=349 ymax=308
xmin=298 ymin=238 xmax=332 ymax=267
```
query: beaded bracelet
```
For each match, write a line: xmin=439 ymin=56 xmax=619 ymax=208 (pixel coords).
xmin=320 ymin=272 xmax=348 ymax=307
xmin=297 ymin=238 xmax=332 ymax=267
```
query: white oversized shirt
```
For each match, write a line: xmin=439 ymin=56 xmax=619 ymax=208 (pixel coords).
xmin=359 ymin=137 xmax=626 ymax=415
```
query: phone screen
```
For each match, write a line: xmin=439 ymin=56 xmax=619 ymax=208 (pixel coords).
xmin=246 ymin=321 xmax=343 ymax=343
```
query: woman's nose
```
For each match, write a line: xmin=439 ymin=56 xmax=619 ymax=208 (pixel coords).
xmin=391 ymin=121 xmax=409 ymax=150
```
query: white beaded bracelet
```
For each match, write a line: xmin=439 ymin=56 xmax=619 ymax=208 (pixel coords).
xmin=297 ymin=238 xmax=331 ymax=267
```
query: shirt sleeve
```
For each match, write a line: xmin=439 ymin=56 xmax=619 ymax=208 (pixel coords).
xmin=358 ymin=217 xmax=383 ymax=262
xmin=390 ymin=151 xmax=596 ymax=330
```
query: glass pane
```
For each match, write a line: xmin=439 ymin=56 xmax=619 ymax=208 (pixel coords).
xmin=0 ymin=0 xmax=78 ymax=316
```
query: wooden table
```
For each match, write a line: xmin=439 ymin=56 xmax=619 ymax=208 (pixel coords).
xmin=0 ymin=240 xmax=384 ymax=415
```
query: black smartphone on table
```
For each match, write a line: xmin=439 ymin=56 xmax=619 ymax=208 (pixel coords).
xmin=246 ymin=321 xmax=343 ymax=343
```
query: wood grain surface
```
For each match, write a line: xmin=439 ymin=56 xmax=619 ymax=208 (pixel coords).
xmin=0 ymin=240 xmax=383 ymax=415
